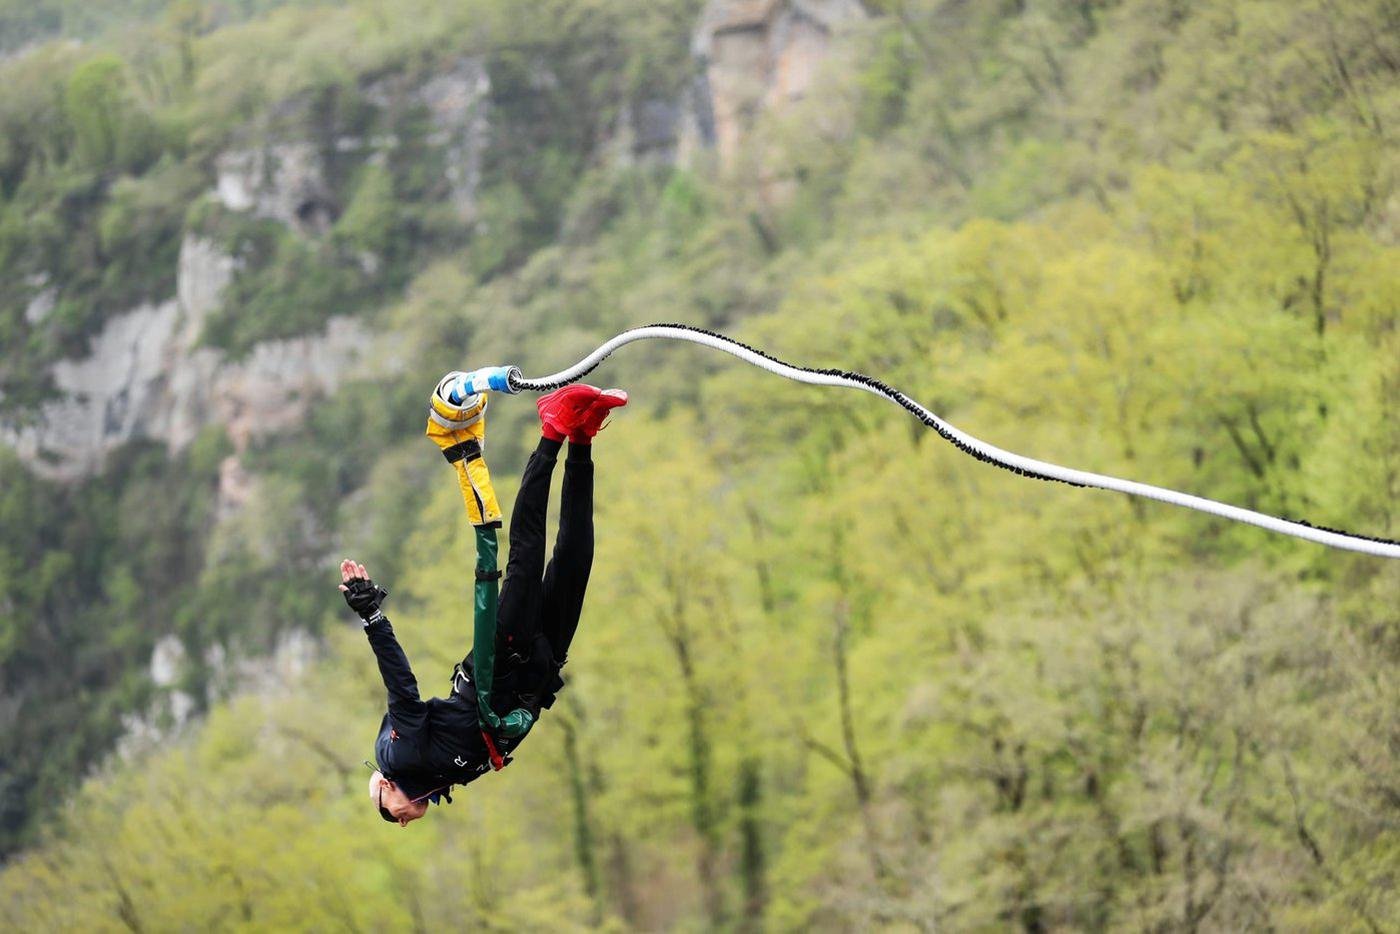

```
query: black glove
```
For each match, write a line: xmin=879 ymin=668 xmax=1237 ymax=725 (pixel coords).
xmin=343 ymin=577 xmax=389 ymax=623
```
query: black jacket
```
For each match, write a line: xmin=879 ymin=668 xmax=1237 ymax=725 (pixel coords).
xmin=366 ymin=616 xmax=517 ymax=801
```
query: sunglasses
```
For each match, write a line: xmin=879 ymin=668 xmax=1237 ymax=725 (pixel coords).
xmin=365 ymin=760 xmax=398 ymax=823
xmin=378 ymin=783 xmax=396 ymax=823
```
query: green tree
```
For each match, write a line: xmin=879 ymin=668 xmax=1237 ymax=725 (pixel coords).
xmin=64 ymin=55 xmax=161 ymax=172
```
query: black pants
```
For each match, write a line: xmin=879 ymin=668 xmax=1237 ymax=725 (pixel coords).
xmin=477 ymin=437 xmax=593 ymax=708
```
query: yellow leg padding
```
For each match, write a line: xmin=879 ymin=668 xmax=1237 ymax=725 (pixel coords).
xmin=425 ymin=388 xmax=502 ymax=528
xmin=451 ymin=453 xmax=502 ymax=527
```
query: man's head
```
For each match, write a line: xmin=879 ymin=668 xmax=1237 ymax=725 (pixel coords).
xmin=367 ymin=770 xmax=429 ymax=827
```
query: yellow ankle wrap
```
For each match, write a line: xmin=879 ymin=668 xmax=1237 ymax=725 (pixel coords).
xmin=426 ymin=383 xmax=502 ymax=527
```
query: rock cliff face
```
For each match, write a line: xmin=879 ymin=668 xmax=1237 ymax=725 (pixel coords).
xmin=388 ymin=57 xmax=493 ymax=221
xmin=690 ymin=0 xmax=867 ymax=167
xmin=216 ymin=56 xmax=490 ymax=232
xmin=0 ymin=236 xmax=372 ymax=492
xmin=216 ymin=143 xmax=338 ymax=234
xmin=0 ymin=60 xmax=495 ymax=488
xmin=116 ymin=628 xmax=319 ymax=762
xmin=607 ymin=1 xmax=864 ymax=169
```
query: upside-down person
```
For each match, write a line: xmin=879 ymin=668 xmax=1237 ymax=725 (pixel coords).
xmin=339 ymin=370 xmax=627 ymax=825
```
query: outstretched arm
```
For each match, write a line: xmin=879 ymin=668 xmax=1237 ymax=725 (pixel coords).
xmin=340 ymin=559 xmax=427 ymax=734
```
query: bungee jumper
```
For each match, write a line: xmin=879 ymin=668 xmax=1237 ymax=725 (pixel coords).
xmin=341 ymin=370 xmax=627 ymax=825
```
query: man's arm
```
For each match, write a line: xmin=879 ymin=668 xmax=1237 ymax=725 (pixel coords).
xmin=341 ymin=560 xmax=427 ymax=733
xmin=364 ymin=614 xmax=428 ymax=729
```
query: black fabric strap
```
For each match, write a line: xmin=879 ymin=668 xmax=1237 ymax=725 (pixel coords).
xmin=475 ymin=568 xmax=503 ymax=581
xmin=442 ymin=439 xmax=483 ymax=464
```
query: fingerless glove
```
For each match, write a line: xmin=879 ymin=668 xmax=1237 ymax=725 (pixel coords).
xmin=343 ymin=578 xmax=389 ymax=625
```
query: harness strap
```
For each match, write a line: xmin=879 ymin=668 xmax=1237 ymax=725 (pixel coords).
xmin=452 ymin=670 xmax=515 ymax=772
xmin=480 ymin=730 xmax=510 ymax=771
xmin=441 ymin=438 xmax=483 ymax=464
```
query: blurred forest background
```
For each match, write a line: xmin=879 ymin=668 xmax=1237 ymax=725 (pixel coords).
xmin=0 ymin=0 xmax=1397 ymax=929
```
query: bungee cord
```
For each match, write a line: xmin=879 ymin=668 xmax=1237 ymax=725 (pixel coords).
xmin=498 ymin=324 xmax=1400 ymax=559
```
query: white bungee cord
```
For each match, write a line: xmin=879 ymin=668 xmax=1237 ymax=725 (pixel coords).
xmin=500 ymin=324 xmax=1400 ymax=559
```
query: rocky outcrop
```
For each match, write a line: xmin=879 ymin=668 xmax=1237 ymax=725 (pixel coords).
xmin=0 ymin=235 xmax=373 ymax=486
xmin=116 ymin=628 xmax=319 ymax=762
xmin=396 ymin=57 xmax=492 ymax=221
xmin=216 ymin=56 xmax=490 ymax=229
xmin=215 ymin=142 xmax=337 ymax=234
xmin=689 ymin=0 xmax=867 ymax=167
xmin=23 ymin=278 xmax=55 ymax=325
xmin=602 ymin=1 xmax=864 ymax=169
xmin=3 ymin=59 xmax=485 ymax=491
xmin=606 ymin=96 xmax=697 ymax=166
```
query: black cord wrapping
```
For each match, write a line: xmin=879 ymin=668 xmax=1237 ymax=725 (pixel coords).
xmin=509 ymin=323 xmax=1400 ymax=550
xmin=511 ymin=323 xmax=1082 ymax=487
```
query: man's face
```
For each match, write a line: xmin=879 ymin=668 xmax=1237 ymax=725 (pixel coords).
xmin=368 ymin=771 xmax=429 ymax=827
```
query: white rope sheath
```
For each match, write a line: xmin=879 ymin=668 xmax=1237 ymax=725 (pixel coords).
xmin=508 ymin=324 xmax=1400 ymax=559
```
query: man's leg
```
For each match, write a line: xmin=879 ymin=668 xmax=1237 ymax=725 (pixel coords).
xmin=494 ymin=436 xmax=562 ymax=654
xmin=539 ymin=442 xmax=594 ymax=663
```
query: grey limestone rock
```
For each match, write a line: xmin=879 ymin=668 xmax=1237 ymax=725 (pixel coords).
xmin=1 ymin=235 xmax=375 ymax=484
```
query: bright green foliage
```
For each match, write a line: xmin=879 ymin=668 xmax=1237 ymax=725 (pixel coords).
xmin=0 ymin=1 xmax=333 ymax=54
xmin=200 ymin=212 xmax=373 ymax=353
xmin=334 ymin=162 xmax=398 ymax=257
xmin=2 ymin=0 xmax=1399 ymax=930
xmin=64 ymin=56 xmax=163 ymax=171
